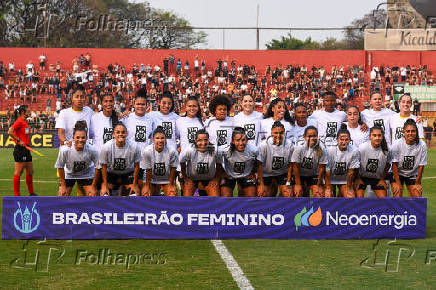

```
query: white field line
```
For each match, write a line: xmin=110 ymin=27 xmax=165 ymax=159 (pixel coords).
xmin=211 ymin=240 xmax=254 ymax=290
xmin=0 ymin=179 xmax=57 ymax=183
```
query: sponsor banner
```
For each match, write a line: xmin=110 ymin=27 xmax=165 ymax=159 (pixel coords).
xmin=393 ymin=84 xmax=436 ymax=102
xmin=0 ymin=133 xmax=59 ymax=148
xmin=365 ymin=29 xmax=436 ymax=51
xmin=2 ymin=197 xmax=426 ymax=240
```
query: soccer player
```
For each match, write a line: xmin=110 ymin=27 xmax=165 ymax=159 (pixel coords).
xmin=391 ymin=119 xmax=427 ymax=197
xmin=176 ymin=96 xmax=205 ymax=152
xmin=205 ymin=95 xmax=234 ymax=147
xmin=100 ymin=123 xmax=141 ymax=196
xmin=356 ymin=126 xmax=392 ymax=198
xmin=292 ymin=126 xmax=329 ymax=197
xmin=326 ymin=125 xmax=360 ymax=198
xmin=233 ymin=94 xmax=263 ymax=146
xmin=219 ymin=127 xmax=258 ymax=197
xmin=345 ymin=106 xmax=369 ymax=147
xmin=141 ymin=126 xmax=179 ymax=196
xmin=257 ymin=121 xmax=293 ymax=197
xmin=259 ymin=98 xmax=294 ymax=141
xmin=8 ymin=105 xmax=36 ymax=196
xmin=390 ymin=94 xmax=424 ymax=143
xmin=55 ymin=122 xmax=99 ymax=196
xmin=289 ymin=102 xmax=317 ymax=146
xmin=180 ymin=129 xmax=221 ymax=196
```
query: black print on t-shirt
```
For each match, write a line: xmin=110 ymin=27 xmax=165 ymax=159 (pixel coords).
xmin=234 ymin=162 xmax=245 ymax=174
xmin=103 ymin=127 xmax=113 ymax=144
xmin=395 ymin=127 xmax=404 ymax=140
xmin=113 ymin=158 xmax=126 ymax=171
xmin=187 ymin=127 xmax=198 ymax=143
xmin=272 ymin=156 xmax=285 ymax=170
xmin=301 ymin=157 xmax=313 ymax=169
xmin=153 ymin=162 xmax=166 ymax=176
xmin=162 ymin=122 xmax=173 ymax=139
xmin=73 ymin=161 xmax=86 ymax=173
xmin=244 ymin=124 xmax=256 ymax=140
xmin=217 ymin=130 xmax=227 ymax=146
xmin=333 ymin=162 xmax=347 ymax=175
xmin=374 ymin=119 xmax=385 ymax=131
xmin=403 ymin=156 xmax=415 ymax=170
xmin=135 ymin=125 xmax=147 ymax=142
xmin=326 ymin=122 xmax=337 ymax=138
xmin=366 ymin=158 xmax=378 ymax=173
xmin=196 ymin=162 xmax=209 ymax=174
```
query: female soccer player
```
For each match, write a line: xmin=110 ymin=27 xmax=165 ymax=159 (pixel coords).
xmin=148 ymin=92 xmax=180 ymax=149
xmin=90 ymin=93 xmax=119 ymax=152
xmin=289 ymin=103 xmax=317 ymax=146
xmin=326 ymin=125 xmax=360 ymax=198
xmin=309 ymin=91 xmax=346 ymax=148
xmin=100 ymin=123 xmax=141 ymax=196
xmin=260 ymin=98 xmax=293 ymax=141
xmin=8 ymin=105 xmax=36 ymax=196
xmin=180 ymin=129 xmax=221 ymax=196
xmin=390 ymin=94 xmax=424 ymax=143
xmin=391 ymin=119 xmax=427 ymax=197
xmin=257 ymin=121 xmax=293 ymax=197
xmin=233 ymin=94 xmax=263 ymax=146
xmin=141 ymin=126 xmax=179 ymax=196
xmin=176 ymin=96 xmax=204 ymax=151
xmin=219 ymin=127 xmax=258 ymax=197
xmin=205 ymin=95 xmax=234 ymax=147
xmin=345 ymin=106 xmax=369 ymax=147
xmin=291 ymin=126 xmax=329 ymax=197
xmin=356 ymin=126 xmax=392 ymax=198
xmin=55 ymin=122 xmax=99 ymax=196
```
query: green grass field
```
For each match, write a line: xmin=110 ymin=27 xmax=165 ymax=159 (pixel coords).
xmin=0 ymin=148 xmax=435 ymax=289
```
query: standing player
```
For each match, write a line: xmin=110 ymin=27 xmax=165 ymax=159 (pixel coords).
xmin=100 ymin=123 xmax=141 ymax=196
xmin=233 ymin=94 xmax=263 ymax=146
xmin=390 ymin=94 xmax=424 ymax=143
xmin=260 ymin=98 xmax=294 ymax=141
xmin=8 ymin=105 xmax=36 ymax=196
xmin=90 ymin=94 xmax=119 ymax=152
xmin=141 ymin=127 xmax=179 ymax=196
xmin=219 ymin=127 xmax=258 ymax=197
xmin=257 ymin=121 xmax=293 ymax=197
xmin=205 ymin=95 xmax=234 ymax=148
xmin=356 ymin=126 xmax=392 ymax=198
xmin=55 ymin=122 xmax=99 ymax=196
xmin=289 ymin=103 xmax=317 ymax=146
xmin=326 ymin=125 xmax=360 ymax=198
xmin=180 ymin=129 xmax=221 ymax=196
xmin=292 ymin=126 xmax=329 ymax=197
xmin=391 ymin=119 xmax=427 ymax=197
xmin=345 ymin=106 xmax=369 ymax=147
xmin=176 ymin=96 xmax=204 ymax=152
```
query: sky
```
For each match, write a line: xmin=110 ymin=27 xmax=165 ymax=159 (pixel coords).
xmin=145 ymin=0 xmax=384 ymax=49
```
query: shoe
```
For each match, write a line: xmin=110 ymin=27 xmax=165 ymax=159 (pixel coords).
xmin=30 ymin=193 xmax=38 ymax=196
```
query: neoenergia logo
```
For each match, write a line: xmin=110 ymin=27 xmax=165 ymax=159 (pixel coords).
xmin=294 ymin=206 xmax=322 ymax=231
xmin=14 ymin=202 xmax=40 ymax=233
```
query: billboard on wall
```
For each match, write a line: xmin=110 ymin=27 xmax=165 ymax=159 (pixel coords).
xmin=393 ymin=84 xmax=436 ymax=102
xmin=0 ymin=133 xmax=59 ymax=148
xmin=365 ymin=29 xmax=436 ymax=51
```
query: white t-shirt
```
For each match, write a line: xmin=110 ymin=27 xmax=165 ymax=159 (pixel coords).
xmin=142 ymin=144 xmax=179 ymax=184
xmin=389 ymin=113 xmax=425 ymax=143
xmin=289 ymin=119 xmax=318 ymax=146
xmin=326 ymin=145 xmax=360 ymax=184
xmin=259 ymin=117 xmax=294 ymax=141
xmin=100 ymin=139 xmax=141 ymax=175
xmin=291 ymin=142 xmax=328 ymax=177
xmin=55 ymin=107 xmax=94 ymax=141
xmin=233 ymin=111 xmax=263 ymax=146
xmin=218 ymin=143 xmax=259 ymax=179
xmin=90 ymin=112 xmax=113 ymax=152
xmin=123 ymin=113 xmax=153 ymax=150
xmin=179 ymin=145 xmax=219 ymax=180
xmin=392 ymin=139 xmax=427 ymax=177
xmin=345 ymin=123 xmax=369 ymax=148
xmin=361 ymin=108 xmax=395 ymax=145
xmin=205 ymin=116 xmax=234 ymax=147
xmin=309 ymin=109 xmax=346 ymax=147
xmin=257 ymin=138 xmax=293 ymax=177
xmin=54 ymin=144 xmax=99 ymax=179
xmin=149 ymin=111 xmax=180 ymax=149
xmin=175 ymin=116 xmax=204 ymax=150
xmin=358 ymin=141 xmax=393 ymax=179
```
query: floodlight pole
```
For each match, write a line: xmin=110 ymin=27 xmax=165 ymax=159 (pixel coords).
xmin=256 ymin=4 xmax=260 ymax=50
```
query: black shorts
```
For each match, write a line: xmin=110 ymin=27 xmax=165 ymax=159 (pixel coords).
xmin=194 ymin=179 xmax=211 ymax=188
xmin=107 ymin=171 xmax=134 ymax=189
xmin=263 ymin=173 xmax=291 ymax=186
xmin=138 ymin=168 xmax=145 ymax=181
xmin=65 ymin=178 xmax=93 ymax=187
xmin=358 ymin=177 xmax=386 ymax=191
xmin=399 ymin=175 xmax=417 ymax=187
xmin=300 ymin=176 xmax=318 ymax=187
xmin=13 ymin=145 xmax=32 ymax=162
xmin=222 ymin=177 xmax=256 ymax=189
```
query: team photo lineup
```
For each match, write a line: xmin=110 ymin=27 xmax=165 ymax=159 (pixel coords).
xmin=9 ymin=83 xmax=427 ymax=198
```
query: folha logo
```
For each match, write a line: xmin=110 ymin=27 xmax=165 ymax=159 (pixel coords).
xmin=294 ymin=206 xmax=322 ymax=231
xmin=14 ymin=202 xmax=40 ymax=233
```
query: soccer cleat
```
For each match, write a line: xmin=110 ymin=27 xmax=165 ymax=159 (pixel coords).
xmin=29 ymin=193 xmax=38 ymax=196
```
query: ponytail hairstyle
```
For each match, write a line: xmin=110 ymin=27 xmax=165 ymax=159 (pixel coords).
xmin=346 ymin=105 xmax=363 ymax=125
xmin=194 ymin=129 xmax=215 ymax=155
xmin=73 ymin=120 xmax=88 ymax=136
xmin=264 ymin=98 xmax=294 ymax=125
xmin=158 ymin=91 xmax=175 ymax=112
xmin=304 ymin=125 xmax=322 ymax=160
xmin=113 ymin=121 xmax=127 ymax=133
xmin=271 ymin=120 xmax=285 ymax=131
xmin=337 ymin=123 xmax=351 ymax=139
xmin=229 ymin=127 xmax=246 ymax=156
xmin=101 ymin=94 xmax=118 ymax=128
xmin=153 ymin=125 xmax=166 ymax=138
xmin=370 ymin=125 xmax=389 ymax=154
xmin=14 ymin=105 xmax=28 ymax=120
xmin=185 ymin=96 xmax=204 ymax=127
xmin=403 ymin=118 xmax=420 ymax=145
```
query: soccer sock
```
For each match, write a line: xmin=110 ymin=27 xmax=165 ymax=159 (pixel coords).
xmin=26 ymin=174 xmax=34 ymax=195
xmin=13 ymin=175 xmax=20 ymax=196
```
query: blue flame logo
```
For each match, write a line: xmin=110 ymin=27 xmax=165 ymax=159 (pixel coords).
xmin=14 ymin=202 xmax=40 ymax=233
